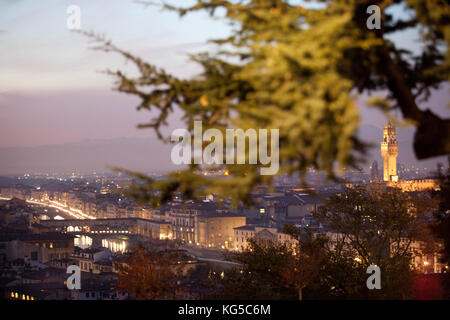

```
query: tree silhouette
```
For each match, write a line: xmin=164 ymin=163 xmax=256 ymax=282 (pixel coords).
xmin=116 ymin=244 xmax=187 ymax=299
xmin=315 ymin=186 xmax=439 ymax=299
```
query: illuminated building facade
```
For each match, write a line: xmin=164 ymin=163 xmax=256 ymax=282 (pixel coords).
xmin=195 ymin=213 xmax=246 ymax=248
xmin=40 ymin=218 xmax=172 ymax=240
xmin=233 ymin=225 xmax=297 ymax=251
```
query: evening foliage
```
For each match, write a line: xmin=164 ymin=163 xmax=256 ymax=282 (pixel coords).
xmin=208 ymin=230 xmax=327 ymax=300
xmin=313 ymin=186 xmax=438 ymax=299
xmin=212 ymin=187 xmax=439 ymax=299
xmin=116 ymin=244 xmax=186 ymax=299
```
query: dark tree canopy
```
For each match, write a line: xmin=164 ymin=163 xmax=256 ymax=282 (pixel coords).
xmin=209 ymin=230 xmax=327 ymax=300
xmin=210 ymin=185 xmax=440 ymax=300
xmin=314 ymin=186 xmax=439 ymax=299
xmin=116 ymin=244 xmax=187 ymax=299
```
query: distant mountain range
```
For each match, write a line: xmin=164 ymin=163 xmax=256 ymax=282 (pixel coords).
xmin=0 ymin=125 xmax=446 ymax=175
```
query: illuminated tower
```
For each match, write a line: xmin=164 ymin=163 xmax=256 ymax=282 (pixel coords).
xmin=380 ymin=122 xmax=398 ymax=182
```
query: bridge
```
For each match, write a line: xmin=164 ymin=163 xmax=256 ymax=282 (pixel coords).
xmin=40 ymin=218 xmax=172 ymax=240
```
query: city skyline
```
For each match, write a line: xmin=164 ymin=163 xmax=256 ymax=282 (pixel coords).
xmin=0 ymin=123 xmax=447 ymax=176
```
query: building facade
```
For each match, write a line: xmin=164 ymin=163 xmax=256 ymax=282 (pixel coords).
xmin=233 ymin=225 xmax=297 ymax=251
xmin=195 ymin=213 xmax=246 ymax=248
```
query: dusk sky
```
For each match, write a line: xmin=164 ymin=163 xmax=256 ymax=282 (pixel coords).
xmin=0 ymin=0 xmax=228 ymax=148
xmin=0 ymin=0 xmax=448 ymax=174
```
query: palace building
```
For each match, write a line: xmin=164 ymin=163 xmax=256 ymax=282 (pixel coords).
xmin=372 ymin=122 xmax=439 ymax=192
